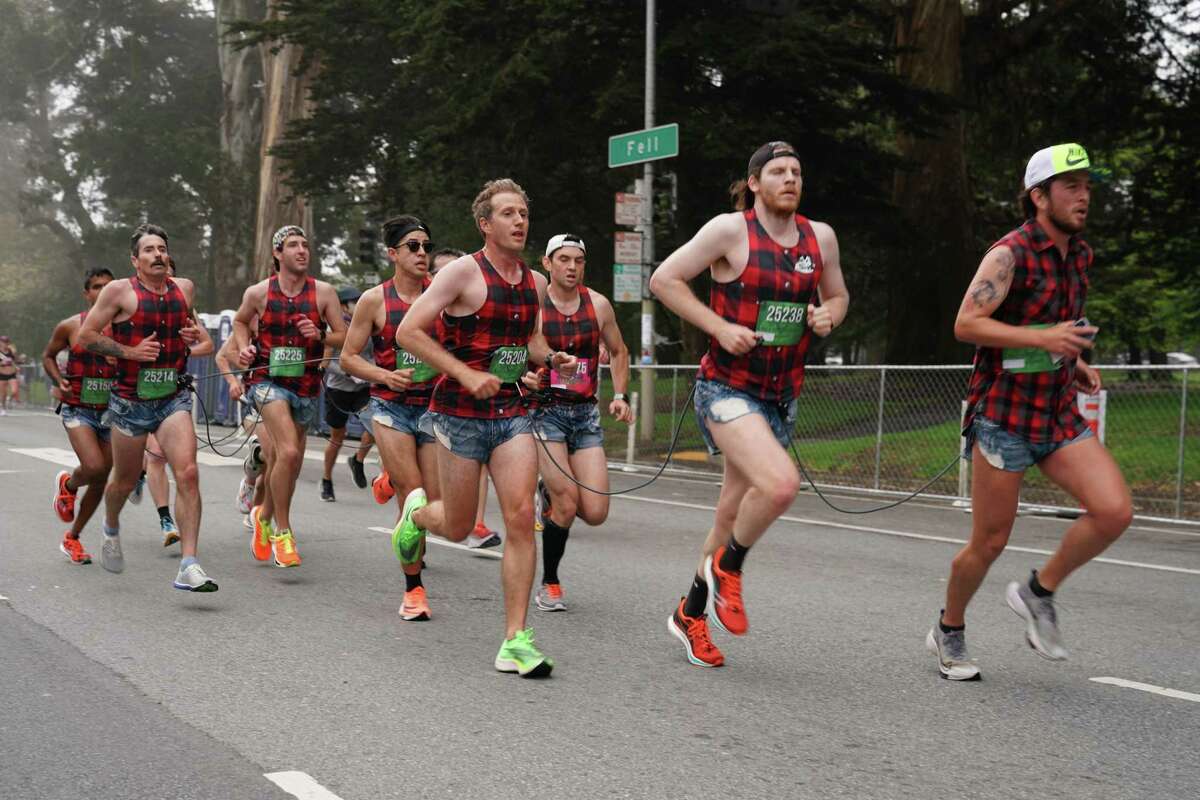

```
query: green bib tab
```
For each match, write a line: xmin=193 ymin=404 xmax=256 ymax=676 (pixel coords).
xmin=137 ymin=368 xmax=177 ymax=400
xmin=396 ymin=348 xmax=438 ymax=384
xmin=268 ymin=346 xmax=306 ymax=378
xmin=80 ymin=377 xmax=113 ymax=406
xmin=488 ymin=345 xmax=528 ymax=383
xmin=755 ymin=301 xmax=807 ymax=346
xmin=1002 ymin=324 xmax=1062 ymax=373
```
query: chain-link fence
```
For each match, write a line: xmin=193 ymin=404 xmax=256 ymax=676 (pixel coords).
xmin=600 ymin=364 xmax=1199 ymax=524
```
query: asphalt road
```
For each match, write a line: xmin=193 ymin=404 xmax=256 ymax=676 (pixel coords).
xmin=1 ymin=408 xmax=1197 ymax=799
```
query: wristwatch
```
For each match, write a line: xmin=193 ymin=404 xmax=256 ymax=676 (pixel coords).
xmin=613 ymin=393 xmax=627 ymax=402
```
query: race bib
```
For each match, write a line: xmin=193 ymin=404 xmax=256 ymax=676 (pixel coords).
xmin=755 ymin=301 xmax=806 ymax=346
xmin=396 ymin=348 xmax=438 ymax=384
xmin=551 ymin=358 xmax=592 ymax=395
xmin=269 ymin=346 xmax=306 ymax=378
xmin=80 ymin=377 xmax=113 ymax=406
xmin=488 ymin=345 xmax=528 ymax=383
xmin=1002 ymin=324 xmax=1061 ymax=373
xmin=137 ymin=367 xmax=177 ymax=400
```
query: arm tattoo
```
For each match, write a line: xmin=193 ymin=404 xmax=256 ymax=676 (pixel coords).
xmin=994 ymin=248 xmax=1014 ymax=286
xmin=85 ymin=336 xmax=126 ymax=359
xmin=970 ymin=280 xmax=998 ymax=308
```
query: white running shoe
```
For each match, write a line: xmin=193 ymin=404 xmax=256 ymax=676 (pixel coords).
xmin=235 ymin=476 xmax=255 ymax=514
xmin=100 ymin=535 xmax=124 ymax=574
xmin=173 ymin=562 xmax=218 ymax=592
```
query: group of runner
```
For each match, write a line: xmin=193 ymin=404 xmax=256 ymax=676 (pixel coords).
xmin=38 ymin=140 xmax=1132 ymax=681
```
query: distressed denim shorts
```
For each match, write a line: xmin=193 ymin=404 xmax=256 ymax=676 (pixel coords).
xmin=429 ymin=411 xmax=532 ymax=464
xmin=965 ymin=415 xmax=1093 ymax=472
xmin=532 ymin=402 xmax=604 ymax=454
xmin=104 ymin=391 xmax=193 ymax=438
xmin=61 ymin=404 xmax=110 ymax=442
xmin=368 ymin=397 xmax=435 ymax=445
xmin=251 ymin=381 xmax=318 ymax=429
xmin=693 ymin=378 xmax=797 ymax=457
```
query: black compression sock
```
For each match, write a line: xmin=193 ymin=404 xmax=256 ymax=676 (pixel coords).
xmin=404 ymin=571 xmax=423 ymax=591
xmin=157 ymin=505 xmax=171 ymax=522
xmin=719 ymin=537 xmax=749 ymax=572
xmin=938 ymin=611 xmax=965 ymax=634
xmin=683 ymin=573 xmax=708 ymax=618
xmin=1029 ymin=570 xmax=1053 ymax=598
xmin=541 ymin=519 xmax=569 ymax=585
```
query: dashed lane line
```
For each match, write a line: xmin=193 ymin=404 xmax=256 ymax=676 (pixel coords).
xmin=264 ymin=771 xmax=346 ymax=800
xmin=1090 ymin=677 xmax=1200 ymax=704
xmin=614 ymin=493 xmax=1200 ymax=577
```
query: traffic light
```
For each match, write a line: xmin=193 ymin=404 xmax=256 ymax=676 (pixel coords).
xmin=358 ymin=228 xmax=377 ymax=265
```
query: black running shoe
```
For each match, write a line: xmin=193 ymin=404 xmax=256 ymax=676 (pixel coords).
xmin=320 ymin=478 xmax=335 ymax=502
xmin=347 ymin=455 xmax=367 ymax=489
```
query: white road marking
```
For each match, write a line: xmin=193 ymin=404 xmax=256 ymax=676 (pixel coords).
xmin=1090 ymin=677 xmax=1200 ymax=704
xmin=9 ymin=447 xmax=79 ymax=468
xmin=195 ymin=451 xmax=243 ymax=467
xmin=367 ymin=527 xmax=503 ymax=559
xmin=0 ymin=594 xmax=9 ymax=602
xmin=0 ymin=469 xmax=28 ymax=474
xmin=263 ymin=771 xmax=345 ymax=800
xmin=615 ymin=494 xmax=1200 ymax=577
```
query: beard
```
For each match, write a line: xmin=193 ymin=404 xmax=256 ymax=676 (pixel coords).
xmin=1048 ymin=204 xmax=1086 ymax=235
xmin=761 ymin=188 xmax=800 ymax=216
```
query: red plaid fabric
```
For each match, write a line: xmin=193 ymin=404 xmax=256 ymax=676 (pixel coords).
xmin=430 ymin=251 xmax=538 ymax=419
xmin=371 ymin=276 xmax=434 ymax=406
xmin=964 ymin=220 xmax=1090 ymax=443
xmin=697 ymin=210 xmax=823 ymax=402
xmin=246 ymin=275 xmax=325 ymax=398
xmin=66 ymin=311 xmax=115 ymax=409
xmin=112 ymin=277 xmax=191 ymax=401
xmin=538 ymin=286 xmax=602 ymax=404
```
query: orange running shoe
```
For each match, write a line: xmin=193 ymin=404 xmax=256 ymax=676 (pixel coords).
xmin=668 ymin=598 xmax=724 ymax=667
xmin=271 ymin=529 xmax=302 ymax=568
xmin=704 ymin=549 xmax=748 ymax=636
xmin=250 ymin=506 xmax=272 ymax=561
xmin=53 ymin=471 xmax=76 ymax=523
xmin=399 ymin=586 xmax=431 ymax=621
xmin=372 ymin=471 xmax=395 ymax=504
xmin=58 ymin=533 xmax=91 ymax=565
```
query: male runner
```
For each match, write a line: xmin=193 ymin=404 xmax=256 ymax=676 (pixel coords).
xmin=650 ymin=141 xmax=849 ymax=667
xmin=341 ymin=214 xmax=440 ymax=620
xmin=395 ymin=179 xmax=576 ymax=676
xmin=232 ymin=225 xmax=346 ymax=567
xmin=525 ymin=233 xmax=633 ymax=612
xmin=45 ymin=268 xmax=116 ymax=564
xmin=926 ymin=143 xmax=1130 ymax=680
xmin=319 ymin=286 xmax=375 ymax=502
xmin=79 ymin=223 xmax=217 ymax=591
xmin=0 ymin=335 xmax=23 ymax=414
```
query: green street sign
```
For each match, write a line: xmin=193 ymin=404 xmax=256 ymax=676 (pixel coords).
xmin=608 ymin=123 xmax=679 ymax=168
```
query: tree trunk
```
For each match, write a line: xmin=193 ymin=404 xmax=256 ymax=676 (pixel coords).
xmin=888 ymin=0 xmax=975 ymax=364
xmin=253 ymin=8 xmax=314 ymax=281
xmin=212 ymin=0 xmax=266 ymax=309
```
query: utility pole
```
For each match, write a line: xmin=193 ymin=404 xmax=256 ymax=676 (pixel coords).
xmin=639 ymin=0 xmax=656 ymax=443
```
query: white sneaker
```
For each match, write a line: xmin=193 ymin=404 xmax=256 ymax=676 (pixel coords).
xmin=173 ymin=562 xmax=218 ymax=592
xmin=235 ymin=476 xmax=255 ymax=514
xmin=100 ymin=535 xmax=124 ymax=573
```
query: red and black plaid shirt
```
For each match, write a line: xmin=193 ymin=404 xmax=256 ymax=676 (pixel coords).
xmin=66 ymin=310 xmax=115 ymax=409
xmin=964 ymin=220 xmax=1091 ymax=443
xmin=371 ymin=276 xmax=434 ymax=406
xmin=698 ymin=209 xmax=823 ymax=403
xmin=246 ymin=275 xmax=325 ymax=398
xmin=538 ymin=286 xmax=602 ymax=405
xmin=112 ymin=277 xmax=190 ymax=401
xmin=430 ymin=251 xmax=538 ymax=419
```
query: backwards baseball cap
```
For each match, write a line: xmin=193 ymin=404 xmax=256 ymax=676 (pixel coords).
xmin=272 ymin=225 xmax=307 ymax=251
xmin=545 ymin=233 xmax=586 ymax=258
xmin=337 ymin=286 xmax=361 ymax=304
xmin=748 ymin=141 xmax=801 ymax=175
xmin=1024 ymin=143 xmax=1091 ymax=191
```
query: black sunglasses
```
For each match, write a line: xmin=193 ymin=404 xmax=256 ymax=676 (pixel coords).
xmin=393 ymin=240 xmax=435 ymax=254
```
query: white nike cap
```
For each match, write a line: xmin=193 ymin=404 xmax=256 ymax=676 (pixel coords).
xmin=545 ymin=233 xmax=586 ymax=258
xmin=1024 ymin=143 xmax=1091 ymax=191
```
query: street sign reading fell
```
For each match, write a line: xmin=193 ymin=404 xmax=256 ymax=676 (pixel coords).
xmin=608 ymin=123 xmax=679 ymax=168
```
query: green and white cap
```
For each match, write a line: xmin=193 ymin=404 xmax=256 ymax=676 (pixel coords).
xmin=1024 ymin=143 xmax=1090 ymax=191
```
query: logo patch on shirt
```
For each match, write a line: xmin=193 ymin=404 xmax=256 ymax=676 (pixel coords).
xmin=793 ymin=254 xmax=814 ymax=273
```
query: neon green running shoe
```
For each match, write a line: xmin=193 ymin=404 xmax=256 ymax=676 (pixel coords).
xmin=392 ymin=488 xmax=428 ymax=566
xmin=494 ymin=628 xmax=554 ymax=678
